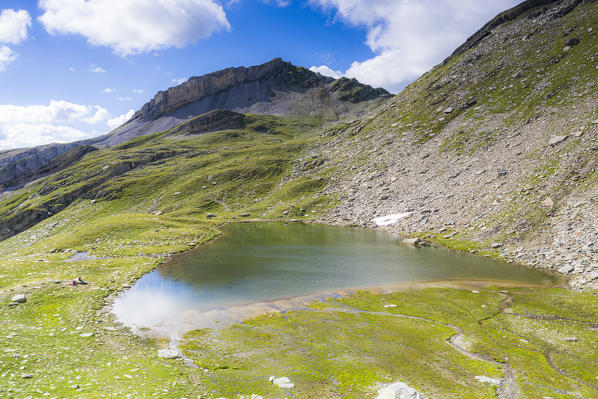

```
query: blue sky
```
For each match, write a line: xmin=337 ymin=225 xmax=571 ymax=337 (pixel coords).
xmin=0 ymin=0 xmax=519 ymax=150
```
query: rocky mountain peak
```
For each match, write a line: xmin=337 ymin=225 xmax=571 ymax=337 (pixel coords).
xmin=132 ymin=58 xmax=372 ymax=122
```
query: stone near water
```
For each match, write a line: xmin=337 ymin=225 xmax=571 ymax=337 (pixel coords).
xmin=206 ymin=213 xmax=217 ymax=219
xmin=11 ymin=294 xmax=26 ymax=303
xmin=376 ymin=382 xmax=422 ymax=399
xmin=157 ymin=349 xmax=180 ymax=359
xmin=475 ymin=375 xmax=502 ymax=385
xmin=269 ymin=376 xmax=294 ymax=388
xmin=549 ymin=135 xmax=568 ymax=146
xmin=401 ymin=237 xmax=426 ymax=247
xmin=558 ymin=264 xmax=574 ymax=274
xmin=490 ymin=243 xmax=503 ymax=249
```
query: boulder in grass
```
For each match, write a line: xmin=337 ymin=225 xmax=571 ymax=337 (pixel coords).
xmin=401 ymin=237 xmax=427 ymax=247
xmin=11 ymin=294 xmax=26 ymax=303
xmin=269 ymin=376 xmax=294 ymax=388
xmin=157 ymin=349 xmax=180 ymax=359
xmin=376 ymin=382 xmax=422 ymax=399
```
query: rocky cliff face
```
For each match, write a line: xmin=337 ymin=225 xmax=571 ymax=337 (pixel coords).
xmin=100 ymin=58 xmax=389 ymax=147
xmin=0 ymin=143 xmax=88 ymax=191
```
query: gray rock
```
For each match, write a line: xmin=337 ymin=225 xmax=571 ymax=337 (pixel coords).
xmin=558 ymin=264 xmax=574 ymax=274
xmin=157 ymin=349 xmax=180 ymax=359
xmin=497 ymin=170 xmax=508 ymax=177
xmin=549 ymin=135 xmax=568 ymax=146
xmin=541 ymin=197 xmax=554 ymax=208
xmin=206 ymin=213 xmax=217 ymax=219
xmin=475 ymin=375 xmax=502 ymax=385
xmin=564 ymin=337 xmax=578 ymax=342
xmin=402 ymin=237 xmax=427 ymax=247
xmin=240 ymin=213 xmax=251 ymax=217
xmin=11 ymin=294 xmax=26 ymax=303
xmin=269 ymin=376 xmax=294 ymax=388
xmin=376 ymin=382 xmax=422 ymax=399
xmin=21 ymin=373 xmax=33 ymax=379
xmin=490 ymin=243 xmax=503 ymax=249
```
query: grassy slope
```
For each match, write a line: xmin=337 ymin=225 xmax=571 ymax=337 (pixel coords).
xmin=180 ymin=287 xmax=598 ymax=398
xmin=0 ymin=3 xmax=597 ymax=398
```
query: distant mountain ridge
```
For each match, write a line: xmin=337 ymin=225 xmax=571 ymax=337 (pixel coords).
xmin=0 ymin=58 xmax=389 ymax=192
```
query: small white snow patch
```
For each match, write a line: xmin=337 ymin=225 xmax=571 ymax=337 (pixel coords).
xmin=475 ymin=375 xmax=502 ymax=385
xmin=372 ymin=213 xmax=413 ymax=227
xmin=376 ymin=382 xmax=422 ymax=399
xmin=384 ymin=304 xmax=398 ymax=308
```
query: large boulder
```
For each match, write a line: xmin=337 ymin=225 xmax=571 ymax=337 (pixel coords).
xmin=11 ymin=294 xmax=26 ymax=303
xmin=376 ymin=382 xmax=422 ymax=399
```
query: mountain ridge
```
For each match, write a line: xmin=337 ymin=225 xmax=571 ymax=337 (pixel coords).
xmin=0 ymin=58 xmax=389 ymax=193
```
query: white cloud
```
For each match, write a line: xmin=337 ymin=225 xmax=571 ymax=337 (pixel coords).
xmin=0 ymin=45 xmax=17 ymax=71
xmin=39 ymin=0 xmax=231 ymax=56
xmin=0 ymin=100 xmax=121 ymax=150
xmin=132 ymin=88 xmax=143 ymax=94
xmin=171 ymin=77 xmax=187 ymax=85
xmin=309 ymin=65 xmax=343 ymax=79
xmin=107 ymin=109 xmax=135 ymax=130
xmin=69 ymin=66 xmax=76 ymax=72
xmin=89 ymin=64 xmax=106 ymax=73
xmin=102 ymin=88 xmax=116 ymax=94
xmin=309 ymin=0 xmax=520 ymax=92
xmin=0 ymin=9 xmax=32 ymax=72
xmin=0 ymin=9 xmax=31 ymax=45
xmin=116 ymin=96 xmax=132 ymax=102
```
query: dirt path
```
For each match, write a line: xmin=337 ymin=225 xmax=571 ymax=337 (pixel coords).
xmin=315 ymin=306 xmax=519 ymax=399
xmin=497 ymin=292 xmax=598 ymax=393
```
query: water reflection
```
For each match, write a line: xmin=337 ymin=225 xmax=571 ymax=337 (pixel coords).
xmin=113 ymin=222 xmax=560 ymax=339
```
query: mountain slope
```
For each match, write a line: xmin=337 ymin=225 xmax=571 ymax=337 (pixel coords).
xmin=0 ymin=58 xmax=389 ymax=193
xmin=311 ymin=0 xmax=598 ymax=288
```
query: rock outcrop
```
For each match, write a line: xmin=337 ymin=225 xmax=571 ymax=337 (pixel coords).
xmin=101 ymin=58 xmax=389 ymax=147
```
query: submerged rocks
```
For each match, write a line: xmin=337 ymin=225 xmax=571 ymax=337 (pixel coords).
xmin=376 ymin=382 xmax=422 ymax=399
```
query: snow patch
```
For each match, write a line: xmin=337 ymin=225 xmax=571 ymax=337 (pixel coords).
xmin=372 ymin=212 xmax=413 ymax=227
